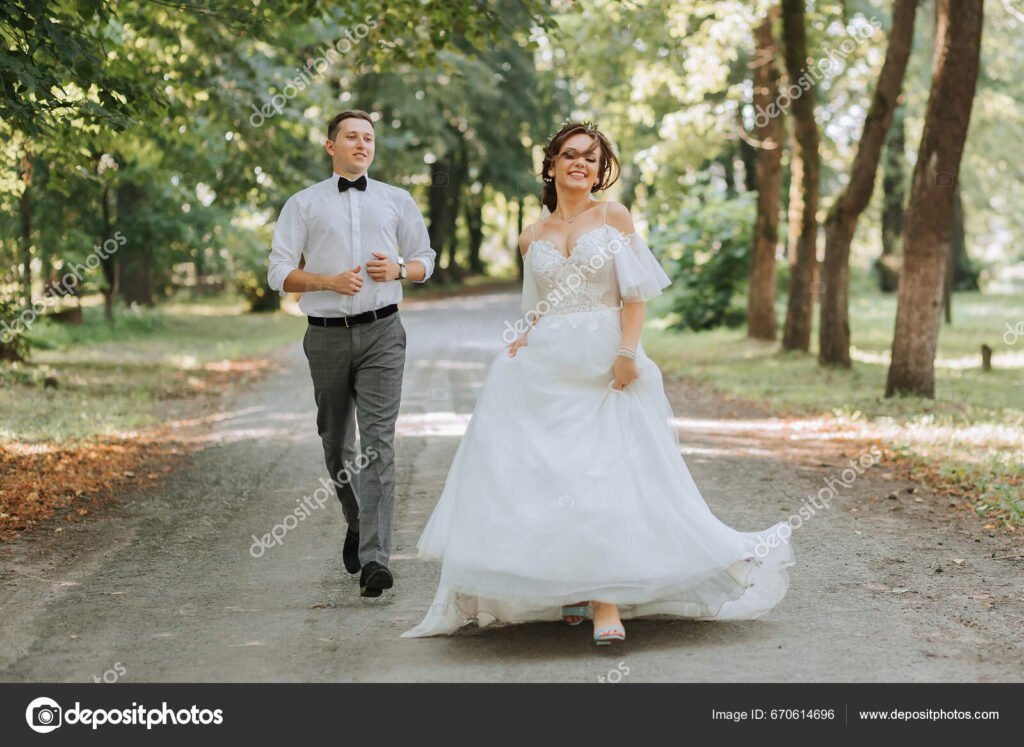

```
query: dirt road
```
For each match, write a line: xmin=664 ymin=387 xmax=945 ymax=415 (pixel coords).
xmin=2 ymin=291 xmax=1022 ymax=682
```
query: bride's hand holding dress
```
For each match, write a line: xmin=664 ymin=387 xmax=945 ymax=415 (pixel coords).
xmin=506 ymin=328 xmax=529 ymax=357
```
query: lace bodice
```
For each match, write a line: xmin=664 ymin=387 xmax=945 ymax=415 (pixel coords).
xmin=521 ymin=222 xmax=672 ymax=319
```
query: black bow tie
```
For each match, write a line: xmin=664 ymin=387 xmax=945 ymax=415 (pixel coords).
xmin=337 ymin=175 xmax=367 ymax=192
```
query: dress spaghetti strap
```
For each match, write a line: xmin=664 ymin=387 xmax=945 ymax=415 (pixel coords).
xmin=601 ymin=200 xmax=609 ymax=226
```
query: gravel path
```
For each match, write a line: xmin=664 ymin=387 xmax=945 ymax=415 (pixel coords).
xmin=1 ymin=290 xmax=1022 ymax=682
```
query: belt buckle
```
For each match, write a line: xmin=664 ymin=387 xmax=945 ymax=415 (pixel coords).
xmin=371 ymin=308 xmax=379 ymax=321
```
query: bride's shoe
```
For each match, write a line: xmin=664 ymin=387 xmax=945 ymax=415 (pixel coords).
xmin=591 ymin=601 xmax=625 ymax=644
xmin=560 ymin=602 xmax=592 ymax=626
xmin=594 ymin=625 xmax=626 ymax=645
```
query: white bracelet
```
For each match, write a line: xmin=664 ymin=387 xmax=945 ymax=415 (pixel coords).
xmin=617 ymin=347 xmax=636 ymax=360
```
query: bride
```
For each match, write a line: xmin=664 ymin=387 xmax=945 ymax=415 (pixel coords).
xmin=401 ymin=121 xmax=795 ymax=644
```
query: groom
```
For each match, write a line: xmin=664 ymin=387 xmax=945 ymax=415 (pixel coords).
xmin=267 ymin=109 xmax=436 ymax=597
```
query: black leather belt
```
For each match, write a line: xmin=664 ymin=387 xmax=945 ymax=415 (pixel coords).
xmin=307 ymin=303 xmax=398 ymax=328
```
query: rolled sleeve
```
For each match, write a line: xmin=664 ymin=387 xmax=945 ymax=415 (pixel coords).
xmin=268 ymin=196 xmax=306 ymax=296
xmin=397 ymin=192 xmax=436 ymax=283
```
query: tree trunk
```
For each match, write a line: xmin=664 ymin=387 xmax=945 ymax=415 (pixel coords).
xmin=943 ymin=218 xmax=954 ymax=324
xmin=721 ymin=146 xmax=738 ymax=197
xmin=427 ymin=161 xmax=451 ymax=284
xmin=780 ymin=0 xmax=821 ymax=353
xmin=443 ymin=140 xmax=469 ymax=282
xmin=465 ymin=191 xmax=485 ymax=275
xmin=950 ymin=185 xmax=978 ymax=290
xmin=878 ymin=99 xmax=907 ymax=293
xmin=119 ymin=253 xmax=153 ymax=306
xmin=515 ymin=195 xmax=525 ymax=281
xmin=620 ymin=166 xmax=639 ymax=210
xmin=747 ymin=6 xmax=785 ymax=341
xmin=886 ymin=0 xmax=983 ymax=398
xmin=116 ymin=182 xmax=153 ymax=306
xmin=819 ymin=0 xmax=917 ymax=367
xmin=941 ymin=183 xmax=974 ymax=322
xmin=19 ymin=154 xmax=32 ymax=311
xmin=100 ymin=185 xmax=119 ymax=322
xmin=785 ymin=139 xmax=801 ymax=268
xmin=739 ymin=138 xmax=758 ymax=192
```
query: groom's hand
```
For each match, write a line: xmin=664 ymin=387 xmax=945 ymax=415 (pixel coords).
xmin=329 ymin=265 xmax=364 ymax=295
xmin=366 ymin=251 xmax=398 ymax=282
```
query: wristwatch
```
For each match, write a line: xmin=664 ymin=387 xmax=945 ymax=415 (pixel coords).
xmin=398 ymin=260 xmax=407 ymax=280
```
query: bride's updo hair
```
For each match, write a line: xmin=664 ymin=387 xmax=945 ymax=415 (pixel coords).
xmin=541 ymin=120 xmax=621 ymax=213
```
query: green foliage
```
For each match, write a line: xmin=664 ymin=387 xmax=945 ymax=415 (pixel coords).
xmin=0 ymin=0 xmax=562 ymax=345
xmin=3 ymin=0 xmax=1021 ymax=365
xmin=229 ymin=225 xmax=281 ymax=313
xmin=0 ymin=0 xmax=148 ymax=136
xmin=654 ymin=187 xmax=755 ymax=331
xmin=0 ymin=293 xmax=29 ymax=360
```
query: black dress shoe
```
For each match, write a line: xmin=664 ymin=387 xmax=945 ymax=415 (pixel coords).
xmin=359 ymin=561 xmax=394 ymax=598
xmin=343 ymin=529 xmax=361 ymax=574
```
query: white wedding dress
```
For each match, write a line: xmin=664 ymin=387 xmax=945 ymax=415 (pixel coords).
xmin=401 ymin=206 xmax=795 ymax=638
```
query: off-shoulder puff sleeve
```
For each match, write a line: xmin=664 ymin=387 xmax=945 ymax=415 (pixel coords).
xmin=611 ymin=230 xmax=672 ymax=303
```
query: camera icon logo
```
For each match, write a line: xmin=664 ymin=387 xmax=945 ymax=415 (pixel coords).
xmin=26 ymin=697 xmax=62 ymax=733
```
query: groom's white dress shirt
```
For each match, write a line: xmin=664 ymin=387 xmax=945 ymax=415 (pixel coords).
xmin=268 ymin=172 xmax=436 ymax=317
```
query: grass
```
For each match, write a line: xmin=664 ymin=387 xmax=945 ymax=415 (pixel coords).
xmin=641 ymin=284 xmax=1024 ymax=528
xmin=1 ymin=292 xmax=306 ymax=443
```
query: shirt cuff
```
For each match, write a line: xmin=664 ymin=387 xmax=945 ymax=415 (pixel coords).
xmin=410 ymin=255 xmax=433 ymax=283
xmin=267 ymin=264 xmax=296 ymax=297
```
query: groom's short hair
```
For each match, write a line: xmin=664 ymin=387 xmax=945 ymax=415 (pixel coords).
xmin=328 ymin=110 xmax=374 ymax=141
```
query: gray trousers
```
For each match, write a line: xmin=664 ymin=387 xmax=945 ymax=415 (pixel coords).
xmin=302 ymin=310 xmax=406 ymax=567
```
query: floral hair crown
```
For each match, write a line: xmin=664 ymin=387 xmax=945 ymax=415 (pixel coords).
xmin=547 ymin=118 xmax=600 ymax=144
